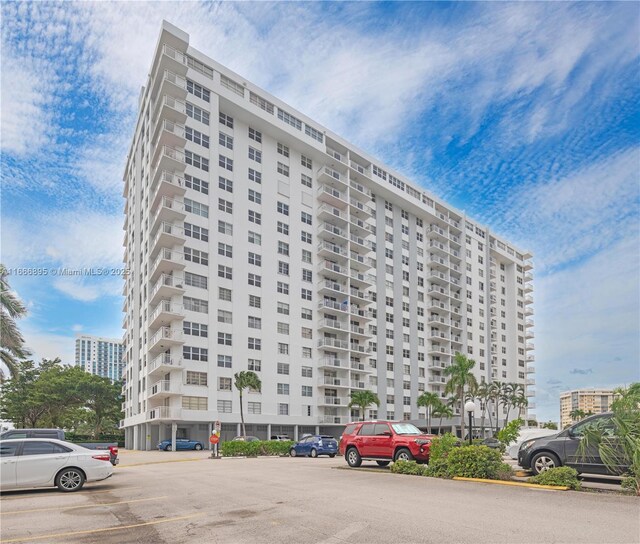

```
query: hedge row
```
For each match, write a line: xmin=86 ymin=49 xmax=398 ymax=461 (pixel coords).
xmin=529 ymin=467 xmax=581 ymax=490
xmin=220 ymin=440 xmax=295 ymax=457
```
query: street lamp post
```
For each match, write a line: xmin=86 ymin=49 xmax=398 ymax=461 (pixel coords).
xmin=464 ymin=401 xmax=476 ymax=445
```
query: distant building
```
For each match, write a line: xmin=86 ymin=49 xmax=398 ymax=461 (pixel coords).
xmin=75 ymin=335 xmax=124 ymax=382
xmin=559 ymin=388 xmax=618 ymax=428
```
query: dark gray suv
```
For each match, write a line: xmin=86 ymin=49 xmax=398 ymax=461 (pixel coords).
xmin=518 ymin=413 xmax=626 ymax=475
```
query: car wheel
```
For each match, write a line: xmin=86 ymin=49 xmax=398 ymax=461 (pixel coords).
xmin=310 ymin=448 xmax=318 ymax=458
xmin=56 ymin=468 xmax=85 ymax=492
xmin=346 ymin=447 xmax=362 ymax=468
xmin=194 ymin=444 xmax=203 ymax=451
xmin=376 ymin=461 xmax=390 ymax=467
xmin=531 ymin=452 xmax=561 ymax=475
xmin=290 ymin=448 xmax=297 ymax=457
xmin=165 ymin=445 xmax=172 ymax=451
xmin=394 ymin=448 xmax=414 ymax=462
xmin=329 ymin=454 xmax=336 ymax=458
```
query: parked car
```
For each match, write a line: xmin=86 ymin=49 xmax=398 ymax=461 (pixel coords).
xmin=289 ymin=435 xmax=337 ymax=458
xmin=339 ymin=421 xmax=434 ymax=467
xmin=270 ymin=435 xmax=290 ymax=441
xmin=480 ymin=437 xmax=502 ymax=449
xmin=232 ymin=436 xmax=260 ymax=442
xmin=0 ymin=428 xmax=119 ymax=466
xmin=518 ymin=413 xmax=627 ymax=476
xmin=157 ymin=438 xmax=204 ymax=451
xmin=507 ymin=428 xmax=558 ymax=460
xmin=0 ymin=438 xmax=113 ymax=492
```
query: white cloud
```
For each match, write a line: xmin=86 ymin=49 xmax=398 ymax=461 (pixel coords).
xmin=52 ymin=276 xmax=123 ymax=302
xmin=21 ymin=327 xmax=76 ymax=367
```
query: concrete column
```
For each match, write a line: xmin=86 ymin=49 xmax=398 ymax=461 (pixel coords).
xmin=267 ymin=424 xmax=272 ymax=440
xmin=294 ymin=425 xmax=299 ymax=441
xmin=159 ymin=423 xmax=166 ymax=442
xmin=171 ymin=423 xmax=177 ymax=452
xmin=315 ymin=425 xmax=320 ymax=436
xmin=208 ymin=422 xmax=213 ymax=451
xmin=133 ymin=424 xmax=139 ymax=451
xmin=237 ymin=423 xmax=241 ymax=437
xmin=145 ymin=423 xmax=151 ymax=451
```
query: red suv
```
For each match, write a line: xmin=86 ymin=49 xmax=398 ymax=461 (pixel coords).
xmin=339 ymin=421 xmax=434 ymax=467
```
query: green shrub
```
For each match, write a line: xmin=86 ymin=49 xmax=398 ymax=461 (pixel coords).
xmin=423 ymin=458 xmax=451 ymax=478
xmin=390 ymin=460 xmax=427 ymax=476
xmin=529 ymin=467 xmax=581 ymax=490
xmin=429 ymin=433 xmax=459 ymax=463
xmin=621 ymin=475 xmax=638 ymax=494
xmin=220 ymin=440 xmax=295 ymax=457
xmin=496 ymin=462 xmax=514 ymax=481
xmin=443 ymin=445 xmax=504 ymax=479
xmin=497 ymin=419 xmax=523 ymax=447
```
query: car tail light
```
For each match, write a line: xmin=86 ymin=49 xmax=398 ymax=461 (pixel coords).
xmin=92 ymin=454 xmax=111 ymax=462
xmin=108 ymin=445 xmax=119 ymax=456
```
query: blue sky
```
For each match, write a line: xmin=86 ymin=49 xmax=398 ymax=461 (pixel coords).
xmin=1 ymin=2 xmax=639 ymax=422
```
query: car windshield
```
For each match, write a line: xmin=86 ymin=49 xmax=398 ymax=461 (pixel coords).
xmin=391 ymin=423 xmax=422 ymax=435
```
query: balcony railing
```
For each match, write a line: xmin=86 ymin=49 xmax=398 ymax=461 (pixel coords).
xmin=148 ymin=406 xmax=182 ymax=420
xmin=318 ymin=338 xmax=349 ymax=350
xmin=149 ymin=353 xmax=183 ymax=374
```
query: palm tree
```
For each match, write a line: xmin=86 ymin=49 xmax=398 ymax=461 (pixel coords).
xmin=416 ymin=392 xmax=442 ymax=434
xmin=444 ymin=353 xmax=478 ymax=439
xmin=234 ymin=371 xmax=261 ymax=438
xmin=348 ymin=390 xmax=380 ymax=421
xmin=433 ymin=403 xmax=454 ymax=434
xmin=490 ymin=381 xmax=504 ymax=435
xmin=0 ymin=264 xmax=30 ymax=380
xmin=514 ymin=394 xmax=529 ymax=419
xmin=476 ymin=383 xmax=492 ymax=437
xmin=569 ymin=409 xmax=586 ymax=422
xmin=502 ymin=382 xmax=519 ymax=425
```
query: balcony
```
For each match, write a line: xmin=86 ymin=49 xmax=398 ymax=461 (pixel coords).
xmin=317 ymin=204 xmax=348 ymax=224
xmin=152 ymin=145 xmax=186 ymax=174
xmin=526 ymin=354 xmax=535 ymax=362
xmin=349 ymin=269 xmax=375 ymax=288
xmin=151 ymin=197 xmax=186 ymax=235
xmin=319 ymin=396 xmax=348 ymax=406
xmin=317 ymin=184 xmax=348 ymax=208
xmin=148 ymin=379 xmax=182 ymax=400
xmin=525 ymin=318 xmax=534 ymax=327
xmin=428 ymin=345 xmax=452 ymax=356
xmin=148 ymin=326 xmax=184 ymax=353
xmin=318 ymin=299 xmax=349 ymax=314
xmin=317 ymin=166 xmax=346 ymax=188
xmin=526 ymin=342 xmax=535 ymax=351
xmin=524 ymin=282 xmax=533 ymax=293
xmin=318 ymin=337 xmax=349 ymax=351
xmin=350 ymin=305 xmax=373 ymax=321
xmin=526 ymin=378 xmax=535 ymax=386
xmin=524 ymin=259 xmax=533 ymax=271
xmin=349 ymin=215 xmax=372 ymax=236
xmin=151 ymin=118 xmax=186 ymax=151
xmin=349 ymin=251 xmax=373 ymax=271
xmin=428 ymin=300 xmax=450 ymax=313
xmin=350 ymin=324 xmax=367 ymax=338
xmin=349 ymin=288 xmax=372 ymax=305
xmin=526 ymin=330 xmax=534 ymax=339
xmin=150 ymin=223 xmax=185 ymax=257
xmin=318 ymin=241 xmax=348 ymax=260
xmin=526 ymin=365 xmax=535 ymax=374
xmin=150 ymin=69 xmax=188 ymax=103
xmin=153 ymin=94 xmax=187 ymax=126
xmin=524 ymin=295 xmax=534 ymax=305
xmin=525 ymin=272 xmax=533 ymax=282
xmin=318 ymin=318 xmax=349 ymax=332
xmin=350 ymin=380 xmax=366 ymax=389
xmin=149 ymin=353 xmax=183 ymax=378
xmin=527 ymin=402 xmax=536 ymax=409
xmin=428 ymin=330 xmax=450 ymax=341
xmin=526 ymin=389 xmax=535 ymax=397
xmin=318 ymin=357 xmax=350 ymax=370
xmin=150 ymin=247 xmax=185 ymax=281
xmin=429 ymin=376 xmax=448 ymax=385
xmin=318 ymin=377 xmax=349 ymax=388
xmin=318 ymin=279 xmax=347 ymax=296
xmin=349 ymin=179 xmax=371 ymax=200
xmin=525 ymin=305 xmax=534 ymax=316
xmin=317 ymin=222 xmax=347 ymax=242
xmin=349 ymin=197 xmax=372 ymax=217
xmin=151 ymin=170 xmax=186 ymax=210
xmin=148 ymin=406 xmax=183 ymax=421
xmin=320 ymin=416 xmax=347 ymax=425
xmin=149 ymin=274 xmax=185 ymax=306
xmin=350 ymin=343 xmax=370 ymax=354
xmin=149 ymin=300 xmax=184 ymax=329
xmin=154 ymin=44 xmax=188 ymax=78
xmin=427 ymin=225 xmax=448 ymax=240
xmin=349 ymin=233 xmax=372 ymax=253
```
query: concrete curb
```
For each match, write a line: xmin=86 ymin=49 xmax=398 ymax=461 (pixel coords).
xmin=453 ymin=477 xmax=569 ymax=490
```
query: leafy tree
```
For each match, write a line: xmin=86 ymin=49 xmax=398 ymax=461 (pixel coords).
xmin=234 ymin=371 xmax=262 ymax=437
xmin=444 ymin=353 xmax=478 ymax=439
xmin=348 ymin=390 xmax=380 ymax=421
xmin=81 ymin=376 xmax=123 ymax=437
xmin=542 ymin=421 xmax=558 ymax=430
xmin=417 ymin=392 xmax=443 ymax=434
xmin=569 ymin=409 xmax=586 ymax=422
xmin=0 ymin=264 xmax=30 ymax=380
xmin=0 ymin=360 xmax=46 ymax=427
xmin=497 ymin=418 xmax=524 ymax=447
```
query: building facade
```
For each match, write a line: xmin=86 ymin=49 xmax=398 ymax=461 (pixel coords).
xmin=121 ymin=22 xmax=535 ymax=450
xmin=75 ymin=335 xmax=125 ymax=382
xmin=559 ymin=388 xmax=617 ymax=428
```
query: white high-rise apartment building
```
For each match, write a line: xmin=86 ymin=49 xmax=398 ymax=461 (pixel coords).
xmin=75 ymin=335 xmax=125 ymax=382
xmin=121 ymin=22 xmax=535 ymax=449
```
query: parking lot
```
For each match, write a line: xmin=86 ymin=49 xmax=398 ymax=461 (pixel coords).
xmin=1 ymin=450 xmax=638 ymax=544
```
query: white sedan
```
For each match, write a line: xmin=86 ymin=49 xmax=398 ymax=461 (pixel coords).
xmin=507 ymin=428 xmax=558 ymax=460
xmin=0 ymin=438 xmax=113 ymax=492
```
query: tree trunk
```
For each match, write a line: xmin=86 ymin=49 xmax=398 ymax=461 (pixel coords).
xmin=439 ymin=414 xmax=444 ymax=434
xmin=495 ymin=398 xmax=500 ymax=435
xmin=458 ymin=387 xmax=465 ymax=440
xmin=427 ymin=407 xmax=431 ymax=435
xmin=239 ymin=390 xmax=246 ymax=437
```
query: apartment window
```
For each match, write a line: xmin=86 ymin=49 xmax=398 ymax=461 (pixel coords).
xmin=301 ymin=385 xmax=313 ymax=397
xmin=277 ymin=162 xmax=289 ymax=177
xmin=186 ymin=371 xmax=207 ymax=386
xmin=305 ymin=125 xmax=323 ymax=143
xmin=302 ymin=347 xmax=312 ymax=358
xmin=248 ymin=231 xmax=262 ymax=245
xmin=185 ymin=272 xmax=207 ymax=289
xmin=183 ymin=346 xmax=208 ymax=361
xmin=278 ymin=343 xmax=289 ymax=355
xmin=278 ymin=261 xmax=289 ymax=276
xmin=218 ymin=332 xmax=232 ymax=346
xmin=217 ymin=310 xmax=232 ymax=325
xmin=277 ymin=142 xmax=290 ymax=157
xmin=301 ymin=155 xmax=312 ymax=169
xmin=301 ymin=211 xmax=312 ymax=225
xmin=248 ymin=338 xmax=261 ymax=350
xmin=248 ymin=359 xmax=261 ymax=372
xmin=219 ymin=155 xmax=233 ymax=171
xmin=186 ymin=127 xmax=210 ymax=148
xmin=277 ymin=282 xmax=289 ymax=294
xmin=217 ymin=355 xmax=232 ymax=368
xmin=185 ymin=174 xmax=209 ymax=194
xmin=184 ymin=296 xmax=208 ymax=313
xmin=277 ymin=302 xmax=290 ymax=315
xmin=218 ymin=176 xmax=233 ymax=193
xmin=301 ymin=174 xmax=312 ymax=188
xmin=183 ymin=396 xmax=208 ymax=410
xmin=185 ymin=150 xmax=209 ymax=172
xmin=277 ymin=221 xmax=289 ymax=235
xmin=248 ymin=127 xmax=262 ymax=143
xmin=301 ymin=249 xmax=312 ymax=263
xmin=301 ymin=231 xmax=312 ymax=244
xmin=278 ymin=241 xmax=289 ymax=256
xmin=277 ymin=201 xmax=289 ymax=215
xmin=186 ymin=103 xmax=209 ymax=125
xmin=218 ymin=198 xmax=232 ymax=214
xmin=218 ymin=265 xmax=232 ymax=280
xmin=184 ymin=321 xmax=209 ymax=336
xmin=277 ymin=383 xmax=290 ymax=395
xmin=301 ymin=288 xmax=312 ymax=301
xmin=218 ymin=377 xmax=232 ymax=391
xmin=218 ymin=287 xmax=232 ymax=302
xmin=277 ymin=108 xmax=302 ymax=130
xmin=278 ymin=403 xmax=289 ymax=416
xmin=248 ymin=273 xmax=261 ymax=287
xmin=301 ymin=308 xmax=312 ymax=320
xmin=184 ymin=247 xmax=208 ymax=266
xmin=248 ymin=146 xmax=262 ymax=163
xmin=248 ymin=402 xmax=261 ymax=415
xmin=248 ymin=252 xmax=262 ymax=267
xmin=187 ymin=80 xmax=210 ymax=102
xmin=277 ymin=322 xmax=290 ymax=335
xmin=248 ymin=316 xmax=262 ymax=329
xmin=218 ymin=243 xmax=232 ymax=258
xmin=248 ymin=168 xmax=262 ymax=184
xmin=217 ymin=400 xmax=232 ymax=413
xmin=217 ymin=221 xmax=232 ymax=236
xmin=250 ymin=92 xmax=274 ymax=114
xmin=248 ymin=188 xmax=261 ymax=204
xmin=302 ymin=269 xmax=312 ymax=282
xmin=277 ymin=362 xmax=290 ymax=375
xmin=249 ymin=295 xmax=261 ymax=308
xmin=219 ymin=112 xmax=233 ymax=128
xmin=248 ymin=210 xmax=261 ymax=224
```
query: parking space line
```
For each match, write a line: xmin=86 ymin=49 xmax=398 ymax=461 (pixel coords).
xmin=0 ymin=486 xmax=139 ymax=501
xmin=1 ymin=495 xmax=167 ymax=515
xmin=1 ymin=513 xmax=205 ymax=543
